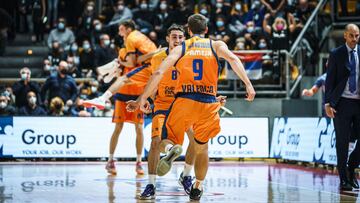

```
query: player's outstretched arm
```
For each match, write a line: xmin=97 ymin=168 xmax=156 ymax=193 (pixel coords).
xmin=137 ymin=45 xmax=183 ymax=112
xmin=213 ymin=40 xmax=256 ymax=101
xmin=137 ymin=46 xmax=167 ymax=64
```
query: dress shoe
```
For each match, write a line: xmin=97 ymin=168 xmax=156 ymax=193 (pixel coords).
xmin=340 ymin=179 xmax=353 ymax=191
xmin=348 ymin=170 xmax=359 ymax=189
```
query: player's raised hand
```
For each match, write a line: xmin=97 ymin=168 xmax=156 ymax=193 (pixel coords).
xmin=245 ymin=84 xmax=256 ymax=101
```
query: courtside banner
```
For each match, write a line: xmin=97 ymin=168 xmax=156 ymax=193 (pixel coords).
xmin=0 ymin=117 xmax=269 ymax=158
xmin=270 ymin=117 xmax=337 ymax=165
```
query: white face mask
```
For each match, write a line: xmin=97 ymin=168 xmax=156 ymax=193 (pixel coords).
xmin=160 ymin=3 xmax=167 ymax=10
xmin=91 ymin=86 xmax=97 ymax=93
xmin=21 ymin=73 xmax=28 ymax=80
xmin=63 ymin=105 xmax=69 ymax=112
xmin=29 ymin=96 xmax=37 ymax=105
xmin=0 ymin=101 xmax=6 ymax=109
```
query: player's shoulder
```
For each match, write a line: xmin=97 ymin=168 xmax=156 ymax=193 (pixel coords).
xmin=153 ymin=49 xmax=168 ymax=60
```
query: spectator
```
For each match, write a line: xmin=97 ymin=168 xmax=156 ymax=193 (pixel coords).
xmin=41 ymin=60 xmax=78 ymax=108
xmin=68 ymin=42 xmax=80 ymax=67
xmin=47 ymin=17 xmax=75 ymax=51
xmin=0 ymin=93 xmax=16 ymax=116
xmin=0 ymin=8 xmax=13 ymax=56
xmin=77 ymin=1 xmax=96 ymax=44
xmin=211 ymin=0 xmax=231 ymax=23
xmin=79 ymin=39 xmax=95 ymax=76
xmin=244 ymin=21 xmax=261 ymax=50
xmin=94 ymin=34 xmax=117 ymax=70
xmin=246 ymin=0 xmax=266 ymax=28
xmin=18 ymin=91 xmax=47 ymax=116
xmin=67 ymin=56 xmax=81 ymax=78
xmin=263 ymin=14 xmax=295 ymax=50
xmin=210 ymin=15 xmax=233 ymax=45
xmin=234 ymin=37 xmax=246 ymax=50
xmin=12 ymin=67 xmax=41 ymax=108
xmin=43 ymin=40 xmax=67 ymax=76
xmin=91 ymin=19 xmax=105 ymax=46
xmin=172 ymin=0 xmax=193 ymax=25
xmin=228 ymin=1 xmax=247 ymax=37
xmin=88 ymin=80 xmax=101 ymax=99
xmin=106 ymin=0 xmax=133 ymax=35
xmin=153 ymin=0 xmax=173 ymax=42
xmin=133 ymin=0 xmax=155 ymax=35
xmin=31 ymin=0 xmax=46 ymax=43
xmin=49 ymin=96 xmax=64 ymax=116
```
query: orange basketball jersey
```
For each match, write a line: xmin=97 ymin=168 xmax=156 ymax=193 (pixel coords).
xmin=175 ymin=36 xmax=220 ymax=97
xmin=125 ymin=30 xmax=157 ymax=59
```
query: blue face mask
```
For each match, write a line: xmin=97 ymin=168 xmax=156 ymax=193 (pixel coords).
xmin=259 ymin=42 xmax=267 ymax=49
xmin=200 ymin=9 xmax=207 ymax=15
xmin=58 ymin=22 xmax=65 ymax=30
xmin=104 ymin=40 xmax=110 ymax=46
xmin=83 ymin=43 xmax=90 ymax=50
xmin=71 ymin=45 xmax=78 ymax=52
xmin=216 ymin=21 xmax=224 ymax=27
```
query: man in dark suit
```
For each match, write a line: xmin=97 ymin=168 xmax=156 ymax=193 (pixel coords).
xmin=325 ymin=23 xmax=360 ymax=191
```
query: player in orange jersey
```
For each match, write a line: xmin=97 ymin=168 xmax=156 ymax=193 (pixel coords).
xmin=135 ymin=14 xmax=255 ymax=201
xmin=86 ymin=20 xmax=157 ymax=176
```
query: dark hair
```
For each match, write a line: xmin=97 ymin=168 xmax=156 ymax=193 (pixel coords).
xmin=167 ymin=24 xmax=185 ymax=36
xmin=120 ymin=19 xmax=136 ymax=30
xmin=187 ymin=14 xmax=207 ymax=34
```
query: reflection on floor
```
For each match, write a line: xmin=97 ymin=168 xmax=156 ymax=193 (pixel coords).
xmin=0 ymin=162 xmax=359 ymax=203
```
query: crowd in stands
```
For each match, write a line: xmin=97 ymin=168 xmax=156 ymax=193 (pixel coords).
xmin=0 ymin=0 xmax=319 ymax=116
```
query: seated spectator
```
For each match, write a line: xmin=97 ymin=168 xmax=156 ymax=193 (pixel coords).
xmin=172 ymin=0 xmax=193 ymax=25
xmin=70 ymin=97 xmax=93 ymax=117
xmin=12 ymin=67 xmax=41 ymax=108
xmin=41 ymin=61 xmax=78 ymax=109
xmin=106 ymin=0 xmax=133 ymax=36
xmin=91 ymin=19 xmax=105 ymax=46
xmin=2 ymin=86 xmax=15 ymax=106
xmin=68 ymin=42 xmax=80 ymax=67
xmin=49 ymin=96 xmax=64 ymax=116
xmin=67 ymin=56 xmax=81 ymax=78
xmin=133 ymin=0 xmax=155 ymax=35
xmin=198 ymin=3 xmax=212 ymax=20
xmin=228 ymin=1 xmax=247 ymax=37
xmin=47 ymin=17 xmax=75 ymax=52
xmin=211 ymin=0 xmax=232 ymax=23
xmin=79 ymin=40 xmax=96 ymax=76
xmin=234 ymin=37 xmax=246 ymax=50
xmin=210 ymin=15 xmax=233 ymax=45
xmin=244 ymin=21 xmax=262 ymax=49
xmin=0 ymin=93 xmax=16 ymax=116
xmin=43 ymin=40 xmax=67 ymax=76
xmin=88 ymin=80 xmax=101 ymax=99
xmin=293 ymin=0 xmax=316 ymax=32
xmin=153 ymin=0 xmax=173 ymax=42
xmin=94 ymin=34 xmax=117 ymax=73
xmin=246 ymin=0 xmax=266 ymax=28
xmin=18 ymin=91 xmax=47 ymax=116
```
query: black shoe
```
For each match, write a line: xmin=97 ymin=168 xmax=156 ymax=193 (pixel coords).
xmin=340 ymin=179 xmax=353 ymax=191
xmin=189 ymin=184 xmax=203 ymax=201
xmin=348 ymin=170 xmax=359 ymax=189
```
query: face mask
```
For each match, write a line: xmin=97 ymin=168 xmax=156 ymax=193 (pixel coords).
xmin=235 ymin=4 xmax=241 ymax=11
xmin=58 ymin=22 xmax=65 ymax=30
xmin=80 ymin=94 xmax=87 ymax=100
xmin=247 ymin=26 xmax=254 ymax=33
xmin=103 ymin=39 xmax=110 ymax=46
xmin=60 ymin=69 xmax=67 ymax=74
xmin=160 ymin=3 xmax=167 ymax=10
xmin=252 ymin=1 xmax=260 ymax=9
xmin=71 ymin=45 xmax=78 ymax=52
xmin=259 ymin=42 xmax=267 ymax=49
xmin=21 ymin=73 xmax=28 ymax=80
xmin=276 ymin=24 xmax=284 ymax=31
xmin=216 ymin=21 xmax=224 ymax=27
xmin=237 ymin=43 xmax=244 ymax=50
xmin=105 ymin=103 xmax=111 ymax=110
xmin=140 ymin=3 xmax=147 ymax=10
xmin=95 ymin=24 xmax=102 ymax=31
xmin=29 ymin=96 xmax=37 ymax=105
xmin=68 ymin=63 xmax=74 ymax=69
xmin=117 ymin=5 xmax=124 ymax=11
xmin=63 ymin=105 xmax=69 ymax=112
xmin=91 ymin=86 xmax=97 ymax=93
xmin=0 ymin=101 xmax=6 ymax=109
xmin=200 ymin=9 xmax=207 ymax=15
xmin=55 ymin=103 xmax=62 ymax=110
xmin=83 ymin=43 xmax=90 ymax=50
xmin=216 ymin=3 xmax=222 ymax=9
xmin=3 ymin=91 xmax=10 ymax=98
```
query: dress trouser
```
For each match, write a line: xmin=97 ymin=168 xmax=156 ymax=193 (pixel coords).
xmin=333 ymin=97 xmax=360 ymax=181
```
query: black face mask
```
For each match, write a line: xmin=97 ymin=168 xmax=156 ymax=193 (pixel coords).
xmin=60 ymin=69 xmax=67 ymax=74
xmin=55 ymin=103 xmax=62 ymax=110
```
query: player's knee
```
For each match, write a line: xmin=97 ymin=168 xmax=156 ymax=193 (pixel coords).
xmin=194 ymin=141 xmax=208 ymax=154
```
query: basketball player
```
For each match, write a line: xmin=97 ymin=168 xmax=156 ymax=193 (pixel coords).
xmin=136 ymin=14 xmax=255 ymax=200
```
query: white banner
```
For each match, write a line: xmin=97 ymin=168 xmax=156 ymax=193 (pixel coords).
xmin=0 ymin=117 xmax=269 ymax=158
xmin=270 ymin=117 xmax=337 ymax=165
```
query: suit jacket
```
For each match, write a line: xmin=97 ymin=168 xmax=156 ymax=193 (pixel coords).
xmin=325 ymin=44 xmax=360 ymax=108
